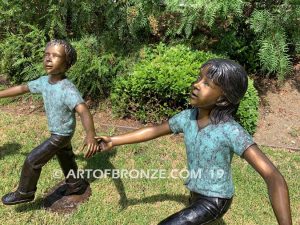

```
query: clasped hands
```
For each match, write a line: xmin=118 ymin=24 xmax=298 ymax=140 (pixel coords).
xmin=83 ymin=136 xmax=113 ymax=158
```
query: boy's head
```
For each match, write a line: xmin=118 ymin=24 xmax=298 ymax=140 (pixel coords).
xmin=199 ymin=59 xmax=248 ymax=123
xmin=45 ymin=39 xmax=77 ymax=70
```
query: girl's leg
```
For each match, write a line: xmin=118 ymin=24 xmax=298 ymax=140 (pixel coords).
xmin=158 ymin=193 xmax=232 ymax=225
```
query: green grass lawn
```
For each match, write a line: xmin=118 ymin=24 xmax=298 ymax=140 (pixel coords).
xmin=0 ymin=110 xmax=299 ymax=225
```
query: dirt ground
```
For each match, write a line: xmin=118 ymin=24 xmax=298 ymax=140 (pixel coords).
xmin=1 ymin=68 xmax=300 ymax=151
xmin=253 ymin=66 xmax=300 ymax=150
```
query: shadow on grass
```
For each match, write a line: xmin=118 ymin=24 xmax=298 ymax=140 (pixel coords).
xmin=76 ymin=150 xmax=228 ymax=224
xmin=127 ymin=194 xmax=189 ymax=207
xmin=77 ymin=151 xmax=201 ymax=211
xmin=0 ymin=142 xmax=22 ymax=159
xmin=77 ymin=149 xmax=129 ymax=210
xmin=210 ymin=219 xmax=226 ymax=225
xmin=14 ymin=197 xmax=44 ymax=212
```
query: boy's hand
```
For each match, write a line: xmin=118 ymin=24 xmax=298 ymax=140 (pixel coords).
xmin=83 ymin=136 xmax=99 ymax=158
xmin=95 ymin=136 xmax=113 ymax=152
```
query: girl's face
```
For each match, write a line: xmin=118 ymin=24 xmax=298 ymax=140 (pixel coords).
xmin=190 ymin=66 xmax=223 ymax=109
xmin=43 ymin=44 xmax=67 ymax=76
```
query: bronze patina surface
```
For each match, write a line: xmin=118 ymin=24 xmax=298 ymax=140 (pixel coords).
xmin=43 ymin=181 xmax=91 ymax=214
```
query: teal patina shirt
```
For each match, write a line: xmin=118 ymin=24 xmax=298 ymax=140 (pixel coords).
xmin=28 ymin=76 xmax=84 ymax=136
xmin=168 ymin=108 xmax=254 ymax=198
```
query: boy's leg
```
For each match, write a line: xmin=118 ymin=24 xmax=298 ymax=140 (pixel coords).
xmin=2 ymin=134 xmax=71 ymax=205
xmin=56 ymin=143 xmax=88 ymax=195
xmin=157 ymin=193 xmax=232 ymax=225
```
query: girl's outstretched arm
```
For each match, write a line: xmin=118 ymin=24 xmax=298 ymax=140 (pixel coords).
xmin=96 ymin=122 xmax=172 ymax=151
xmin=243 ymin=144 xmax=292 ymax=225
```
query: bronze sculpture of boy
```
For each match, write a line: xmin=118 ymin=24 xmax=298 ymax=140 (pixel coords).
xmin=0 ymin=39 xmax=99 ymax=205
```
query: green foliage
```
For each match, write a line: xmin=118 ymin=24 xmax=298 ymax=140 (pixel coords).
xmin=44 ymin=4 xmax=68 ymax=39
xmin=0 ymin=23 xmax=46 ymax=83
xmin=249 ymin=7 xmax=293 ymax=80
xmin=211 ymin=24 xmax=260 ymax=73
xmin=170 ymin=0 xmax=298 ymax=80
xmin=1 ymin=0 xmax=300 ymax=81
xmin=165 ymin=0 xmax=299 ymax=79
xmin=165 ymin=0 xmax=245 ymax=35
xmin=236 ymin=79 xmax=259 ymax=135
xmin=0 ymin=0 xmax=102 ymax=39
xmin=111 ymin=44 xmax=214 ymax=122
xmin=68 ymin=36 xmax=128 ymax=98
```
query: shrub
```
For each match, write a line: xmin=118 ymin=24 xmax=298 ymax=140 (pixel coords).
xmin=69 ymin=36 xmax=128 ymax=98
xmin=111 ymin=43 xmax=214 ymax=121
xmin=249 ymin=8 xmax=292 ymax=80
xmin=166 ymin=1 xmax=300 ymax=79
xmin=111 ymin=43 xmax=259 ymax=134
xmin=236 ymin=78 xmax=259 ymax=135
xmin=1 ymin=1 xmax=299 ymax=81
xmin=111 ymin=43 xmax=213 ymax=122
xmin=0 ymin=23 xmax=46 ymax=83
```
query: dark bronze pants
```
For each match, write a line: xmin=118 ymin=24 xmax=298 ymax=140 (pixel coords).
xmin=158 ymin=192 xmax=232 ymax=225
xmin=17 ymin=134 xmax=78 ymax=195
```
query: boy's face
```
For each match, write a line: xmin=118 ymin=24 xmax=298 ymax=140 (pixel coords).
xmin=43 ymin=44 xmax=67 ymax=76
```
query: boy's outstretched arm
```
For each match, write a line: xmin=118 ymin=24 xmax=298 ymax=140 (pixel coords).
xmin=96 ymin=122 xmax=172 ymax=152
xmin=75 ymin=103 xmax=99 ymax=158
xmin=243 ymin=144 xmax=292 ymax=225
xmin=0 ymin=85 xmax=29 ymax=98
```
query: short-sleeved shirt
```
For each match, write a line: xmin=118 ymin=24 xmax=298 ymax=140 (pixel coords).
xmin=168 ymin=108 xmax=255 ymax=198
xmin=28 ymin=76 xmax=84 ymax=136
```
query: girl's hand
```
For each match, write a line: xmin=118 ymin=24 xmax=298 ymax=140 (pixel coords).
xmin=95 ymin=136 xmax=113 ymax=152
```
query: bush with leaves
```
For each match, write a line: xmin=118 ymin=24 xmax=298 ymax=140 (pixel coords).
xmin=1 ymin=0 xmax=299 ymax=83
xmin=164 ymin=0 xmax=300 ymax=79
xmin=0 ymin=23 xmax=46 ymax=83
xmin=111 ymin=44 xmax=205 ymax=122
xmin=68 ymin=36 xmax=128 ymax=98
xmin=236 ymin=78 xmax=259 ymax=135
xmin=248 ymin=2 xmax=298 ymax=80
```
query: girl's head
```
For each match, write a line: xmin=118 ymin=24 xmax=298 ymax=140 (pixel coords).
xmin=191 ymin=58 xmax=248 ymax=123
xmin=45 ymin=39 xmax=77 ymax=70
